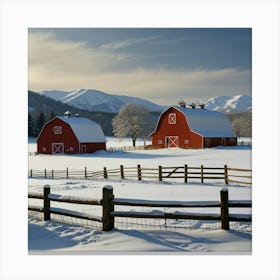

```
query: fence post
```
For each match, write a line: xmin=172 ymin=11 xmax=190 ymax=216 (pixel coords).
xmin=85 ymin=167 xmax=87 ymax=178
xmin=43 ymin=185 xmax=51 ymax=221
xmin=224 ymin=165 xmax=229 ymax=185
xmin=158 ymin=166 xmax=162 ymax=182
xmin=66 ymin=167 xmax=69 ymax=179
xmin=44 ymin=168 xmax=47 ymax=179
xmin=201 ymin=165 xmax=204 ymax=183
xmin=103 ymin=167 xmax=108 ymax=179
xmin=220 ymin=188 xmax=229 ymax=230
xmin=51 ymin=170 xmax=54 ymax=179
xmin=120 ymin=165 xmax=124 ymax=179
xmin=102 ymin=185 xmax=114 ymax=231
xmin=137 ymin=164 xmax=142 ymax=181
xmin=30 ymin=169 xmax=32 ymax=178
xmin=184 ymin=164 xmax=188 ymax=183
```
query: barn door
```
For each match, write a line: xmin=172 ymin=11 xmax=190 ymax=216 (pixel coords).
xmin=52 ymin=143 xmax=64 ymax=154
xmin=81 ymin=145 xmax=86 ymax=153
xmin=166 ymin=136 xmax=179 ymax=148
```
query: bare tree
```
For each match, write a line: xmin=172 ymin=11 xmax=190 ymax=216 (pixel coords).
xmin=112 ymin=103 xmax=153 ymax=147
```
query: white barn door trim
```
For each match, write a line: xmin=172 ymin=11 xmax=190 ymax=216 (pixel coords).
xmin=165 ymin=136 xmax=179 ymax=148
xmin=52 ymin=143 xmax=64 ymax=154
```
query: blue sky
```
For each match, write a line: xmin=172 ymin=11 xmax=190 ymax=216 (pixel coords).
xmin=29 ymin=28 xmax=251 ymax=105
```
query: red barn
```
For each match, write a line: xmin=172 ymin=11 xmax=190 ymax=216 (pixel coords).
xmin=150 ymin=102 xmax=237 ymax=149
xmin=37 ymin=111 xmax=106 ymax=154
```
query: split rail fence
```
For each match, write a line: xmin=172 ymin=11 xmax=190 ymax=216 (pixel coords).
xmin=29 ymin=165 xmax=252 ymax=186
xmin=28 ymin=185 xmax=252 ymax=231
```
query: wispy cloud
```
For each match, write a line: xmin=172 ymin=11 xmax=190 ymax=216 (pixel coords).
xmin=98 ymin=36 xmax=160 ymax=50
xmin=29 ymin=32 xmax=251 ymax=105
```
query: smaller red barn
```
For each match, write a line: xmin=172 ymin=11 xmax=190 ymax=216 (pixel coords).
xmin=150 ymin=101 xmax=237 ymax=149
xmin=37 ymin=111 xmax=106 ymax=154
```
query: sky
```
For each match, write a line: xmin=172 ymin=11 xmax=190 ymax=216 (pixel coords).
xmin=28 ymin=28 xmax=252 ymax=105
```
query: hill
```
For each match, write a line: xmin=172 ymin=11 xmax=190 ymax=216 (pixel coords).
xmin=204 ymin=95 xmax=251 ymax=114
xmin=28 ymin=90 xmax=116 ymax=136
xmin=28 ymin=90 xmax=251 ymax=138
xmin=38 ymin=88 xmax=165 ymax=113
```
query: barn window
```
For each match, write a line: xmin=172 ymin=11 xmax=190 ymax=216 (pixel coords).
xmin=158 ymin=140 xmax=162 ymax=144
xmin=69 ymin=147 xmax=73 ymax=152
xmin=168 ymin=113 xmax=176 ymax=124
xmin=42 ymin=147 xmax=46 ymax=152
xmin=184 ymin=139 xmax=189 ymax=144
xmin=53 ymin=126 xmax=62 ymax=134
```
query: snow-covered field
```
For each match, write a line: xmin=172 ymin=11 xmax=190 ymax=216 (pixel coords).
xmin=28 ymin=137 xmax=251 ymax=170
xmin=28 ymin=137 xmax=252 ymax=253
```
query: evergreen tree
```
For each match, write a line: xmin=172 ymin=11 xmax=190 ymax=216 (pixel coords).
xmin=35 ymin=110 xmax=46 ymax=135
xmin=46 ymin=110 xmax=56 ymax=122
xmin=28 ymin=113 xmax=35 ymax=137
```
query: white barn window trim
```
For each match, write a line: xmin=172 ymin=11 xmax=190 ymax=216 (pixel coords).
xmin=168 ymin=113 xmax=176 ymax=124
xmin=53 ymin=126 xmax=62 ymax=134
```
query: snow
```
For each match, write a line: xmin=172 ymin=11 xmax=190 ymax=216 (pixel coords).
xmin=29 ymin=143 xmax=251 ymax=170
xmin=39 ymin=88 xmax=164 ymax=113
xmin=57 ymin=115 xmax=106 ymax=143
xmin=204 ymin=95 xmax=252 ymax=113
xmin=28 ymin=219 xmax=251 ymax=253
xmin=28 ymin=137 xmax=252 ymax=254
xmin=38 ymin=90 xmax=251 ymax=114
xmin=175 ymin=106 xmax=236 ymax=137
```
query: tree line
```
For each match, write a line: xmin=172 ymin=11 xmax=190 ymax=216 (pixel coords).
xmin=28 ymin=110 xmax=56 ymax=137
xmin=28 ymin=102 xmax=251 ymax=145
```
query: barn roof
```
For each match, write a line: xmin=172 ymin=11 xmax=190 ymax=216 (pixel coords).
xmin=175 ymin=106 xmax=236 ymax=137
xmin=151 ymin=106 xmax=236 ymax=138
xmin=57 ymin=116 xmax=106 ymax=143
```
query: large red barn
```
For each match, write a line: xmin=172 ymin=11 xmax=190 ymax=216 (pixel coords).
xmin=150 ymin=102 xmax=237 ymax=149
xmin=37 ymin=111 xmax=106 ymax=154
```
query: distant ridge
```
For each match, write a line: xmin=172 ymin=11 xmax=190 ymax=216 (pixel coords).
xmin=203 ymin=95 xmax=251 ymax=114
xmin=38 ymin=89 xmax=165 ymax=113
xmin=37 ymin=88 xmax=251 ymax=114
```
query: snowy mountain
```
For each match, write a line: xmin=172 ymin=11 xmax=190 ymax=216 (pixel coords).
xmin=203 ymin=95 xmax=252 ymax=114
xmin=37 ymin=89 xmax=251 ymax=114
xmin=38 ymin=89 xmax=165 ymax=113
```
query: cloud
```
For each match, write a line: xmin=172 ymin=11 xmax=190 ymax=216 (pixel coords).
xmin=29 ymin=32 xmax=251 ymax=105
xmin=98 ymin=36 xmax=160 ymax=50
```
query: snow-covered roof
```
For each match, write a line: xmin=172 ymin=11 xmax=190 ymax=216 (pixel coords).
xmin=58 ymin=116 xmax=106 ymax=143
xmin=174 ymin=106 xmax=236 ymax=137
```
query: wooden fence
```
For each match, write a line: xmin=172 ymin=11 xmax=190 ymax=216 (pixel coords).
xmin=106 ymin=145 xmax=146 ymax=152
xmin=28 ymin=185 xmax=252 ymax=231
xmin=29 ymin=165 xmax=252 ymax=186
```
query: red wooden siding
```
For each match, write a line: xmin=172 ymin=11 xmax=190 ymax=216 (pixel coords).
xmin=151 ymin=107 xmax=237 ymax=149
xmin=203 ymin=137 xmax=237 ymax=148
xmin=80 ymin=142 xmax=106 ymax=153
xmin=151 ymin=108 xmax=204 ymax=149
xmin=37 ymin=118 xmax=106 ymax=154
xmin=37 ymin=118 xmax=80 ymax=154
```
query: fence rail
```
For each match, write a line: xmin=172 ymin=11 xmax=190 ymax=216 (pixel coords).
xmin=28 ymin=185 xmax=252 ymax=231
xmin=29 ymin=164 xmax=252 ymax=186
xmin=29 ymin=185 xmax=104 ymax=227
xmin=106 ymin=145 xmax=146 ymax=152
